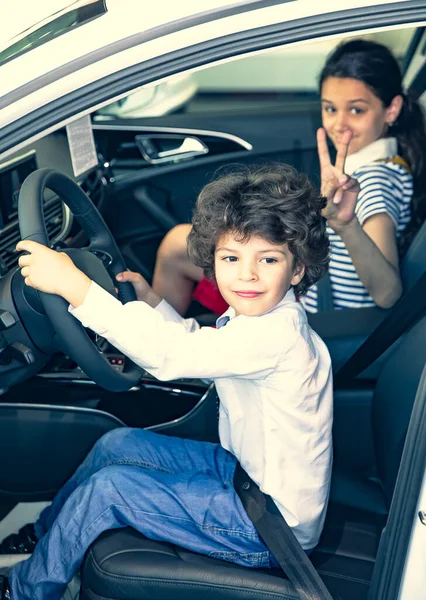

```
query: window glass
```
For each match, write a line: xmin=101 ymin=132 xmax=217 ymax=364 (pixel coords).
xmin=96 ymin=26 xmax=418 ymax=120
xmin=403 ymin=28 xmax=426 ymax=108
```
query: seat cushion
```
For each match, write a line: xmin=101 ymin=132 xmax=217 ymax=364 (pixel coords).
xmin=81 ymin=497 xmax=385 ymax=600
xmin=310 ymin=501 xmax=385 ymax=600
xmin=80 ymin=528 xmax=297 ymax=600
xmin=330 ymin=469 xmax=388 ymax=516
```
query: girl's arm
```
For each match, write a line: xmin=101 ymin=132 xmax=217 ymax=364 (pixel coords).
xmin=317 ymin=128 xmax=403 ymax=309
xmin=332 ymin=213 xmax=402 ymax=308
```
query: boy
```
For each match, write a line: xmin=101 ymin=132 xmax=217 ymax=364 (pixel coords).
xmin=7 ymin=164 xmax=332 ymax=599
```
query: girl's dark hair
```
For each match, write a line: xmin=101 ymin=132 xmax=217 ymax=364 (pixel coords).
xmin=319 ymin=39 xmax=426 ymax=255
xmin=187 ymin=164 xmax=329 ymax=296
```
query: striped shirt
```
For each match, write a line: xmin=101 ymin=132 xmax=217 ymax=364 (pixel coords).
xmin=302 ymin=138 xmax=412 ymax=313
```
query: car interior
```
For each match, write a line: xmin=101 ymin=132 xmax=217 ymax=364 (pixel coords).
xmin=0 ymin=23 xmax=425 ymax=600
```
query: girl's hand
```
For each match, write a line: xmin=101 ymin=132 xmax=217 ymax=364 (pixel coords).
xmin=116 ymin=270 xmax=161 ymax=308
xmin=16 ymin=240 xmax=91 ymax=307
xmin=317 ymin=128 xmax=360 ymax=232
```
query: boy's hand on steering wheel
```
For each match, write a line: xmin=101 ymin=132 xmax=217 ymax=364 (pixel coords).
xmin=317 ymin=128 xmax=360 ymax=233
xmin=116 ymin=270 xmax=150 ymax=300
xmin=16 ymin=240 xmax=91 ymax=307
xmin=116 ymin=270 xmax=161 ymax=308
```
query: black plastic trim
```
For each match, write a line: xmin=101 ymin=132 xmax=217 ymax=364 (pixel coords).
xmin=369 ymin=365 xmax=426 ymax=599
xmin=401 ymin=26 xmax=425 ymax=75
xmin=1 ymin=1 xmax=426 ymax=155
xmin=408 ymin=54 xmax=426 ymax=99
xmin=0 ymin=402 xmax=125 ymax=424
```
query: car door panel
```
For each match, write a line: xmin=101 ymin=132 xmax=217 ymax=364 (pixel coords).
xmin=94 ymin=106 xmax=321 ymax=276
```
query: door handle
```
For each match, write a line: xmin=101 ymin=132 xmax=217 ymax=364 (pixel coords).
xmin=135 ymin=134 xmax=208 ymax=165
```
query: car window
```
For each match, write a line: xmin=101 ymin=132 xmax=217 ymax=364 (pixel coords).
xmin=96 ymin=26 xmax=418 ymax=120
xmin=403 ymin=28 xmax=426 ymax=109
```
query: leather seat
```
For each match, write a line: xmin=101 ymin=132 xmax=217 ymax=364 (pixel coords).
xmin=309 ymin=219 xmax=426 ymax=377
xmin=80 ymin=313 xmax=426 ymax=600
xmin=82 ymin=528 xmax=296 ymax=600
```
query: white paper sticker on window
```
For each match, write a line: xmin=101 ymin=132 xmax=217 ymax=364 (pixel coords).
xmin=66 ymin=115 xmax=98 ymax=178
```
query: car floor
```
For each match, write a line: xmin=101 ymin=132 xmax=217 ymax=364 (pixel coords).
xmin=0 ymin=502 xmax=79 ymax=599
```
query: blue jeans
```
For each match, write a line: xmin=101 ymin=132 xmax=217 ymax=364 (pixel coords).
xmin=9 ymin=428 xmax=273 ymax=600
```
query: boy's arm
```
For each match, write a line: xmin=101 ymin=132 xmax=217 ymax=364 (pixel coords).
xmin=71 ymin=281 xmax=284 ymax=381
xmin=17 ymin=240 xmax=200 ymax=334
xmin=154 ymin=300 xmax=200 ymax=333
xmin=17 ymin=240 xmax=92 ymax=304
xmin=116 ymin=269 xmax=199 ymax=333
xmin=16 ymin=241 xmax=283 ymax=381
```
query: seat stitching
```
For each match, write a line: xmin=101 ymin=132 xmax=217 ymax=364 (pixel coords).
xmin=316 ymin=569 xmax=370 ymax=585
xmin=86 ymin=579 xmax=298 ymax=599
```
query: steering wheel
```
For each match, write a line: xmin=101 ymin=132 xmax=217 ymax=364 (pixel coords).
xmin=18 ymin=168 xmax=142 ymax=392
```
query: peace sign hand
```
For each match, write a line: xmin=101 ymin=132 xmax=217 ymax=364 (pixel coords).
xmin=317 ymin=128 xmax=360 ymax=232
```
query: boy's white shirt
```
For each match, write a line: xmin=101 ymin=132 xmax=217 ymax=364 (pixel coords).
xmin=70 ymin=282 xmax=333 ymax=550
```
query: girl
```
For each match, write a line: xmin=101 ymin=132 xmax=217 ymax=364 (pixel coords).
xmin=303 ymin=38 xmax=426 ymax=312
xmin=150 ymin=39 xmax=426 ymax=315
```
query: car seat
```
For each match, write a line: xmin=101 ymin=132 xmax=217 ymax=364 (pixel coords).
xmin=309 ymin=217 xmax=426 ymax=375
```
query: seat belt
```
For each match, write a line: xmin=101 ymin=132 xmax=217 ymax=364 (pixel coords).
xmin=316 ymin=272 xmax=334 ymax=312
xmin=234 ymin=463 xmax=333 ymax=600
xmin=334 ymin=269 xmax=426 ymax=386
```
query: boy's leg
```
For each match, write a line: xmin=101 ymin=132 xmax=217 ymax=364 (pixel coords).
xmin=10 ymin=441 xmax=271 ymax=600
xmin=36 ymin=428 xmax=208 ymax=537
xmin=152 ymin=224 xmax=203 ymax=315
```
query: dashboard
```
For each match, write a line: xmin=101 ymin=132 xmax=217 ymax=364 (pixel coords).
xmin=0 ymin=130 xmax=104 ymax=277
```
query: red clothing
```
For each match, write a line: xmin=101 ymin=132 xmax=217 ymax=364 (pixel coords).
xmin=192 ymin=278 xmax=228 ymax=315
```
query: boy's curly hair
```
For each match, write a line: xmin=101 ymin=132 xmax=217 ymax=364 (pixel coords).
xmin=187 ymin=164 xmax=329 ymax=296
